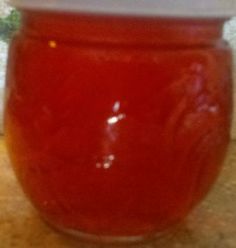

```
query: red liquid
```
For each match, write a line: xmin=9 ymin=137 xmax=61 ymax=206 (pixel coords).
xmin=5 ymin=12 xmax=232 ymax=236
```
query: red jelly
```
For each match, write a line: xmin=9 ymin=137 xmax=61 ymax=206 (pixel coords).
xmin=4 ymin=9 xmax=232 ymax=241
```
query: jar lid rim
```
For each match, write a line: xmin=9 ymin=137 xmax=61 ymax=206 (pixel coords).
xmin=8 ymin=0 xmax=236 ymax=18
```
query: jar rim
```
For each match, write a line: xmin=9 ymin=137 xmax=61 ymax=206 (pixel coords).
xmin=8 ymin=0 xmax=236 ymax=18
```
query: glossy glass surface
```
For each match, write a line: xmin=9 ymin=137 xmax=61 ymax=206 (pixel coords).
xmin=4 ymin=12 xmax=232 ymax=237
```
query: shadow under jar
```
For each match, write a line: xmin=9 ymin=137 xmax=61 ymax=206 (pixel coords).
xmin=4 ymin=6 xmax=233 ymax=243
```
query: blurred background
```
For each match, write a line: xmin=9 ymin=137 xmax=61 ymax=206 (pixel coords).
xmin=0 ymin=0 xmax=19 ymax=133
xmin=0 ymin=0 xmax=235 ymax=139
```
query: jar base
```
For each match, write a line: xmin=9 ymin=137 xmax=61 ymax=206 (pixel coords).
xmin=42 ymin=216 xmax=181 ymax=244
xmin=55 ymin=226 xmax=148 ymax=244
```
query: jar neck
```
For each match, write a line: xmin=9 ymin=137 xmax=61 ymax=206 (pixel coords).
xmin=20 ymin=10 xmax=227 ymax=47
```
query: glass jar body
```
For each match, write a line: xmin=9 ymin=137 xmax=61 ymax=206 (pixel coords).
xmin=4 ymin=11 xmax=232 ymax=241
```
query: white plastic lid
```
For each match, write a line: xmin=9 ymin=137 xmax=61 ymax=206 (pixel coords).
xmin=8 ymin=0 xmax=236 ymax=18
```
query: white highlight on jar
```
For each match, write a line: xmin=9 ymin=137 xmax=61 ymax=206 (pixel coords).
xmin=96 ymin=154 xmax=115 ymax=169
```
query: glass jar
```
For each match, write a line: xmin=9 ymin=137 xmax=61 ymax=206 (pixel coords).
xmin=4 ymin=0 xmax=233 ymax=243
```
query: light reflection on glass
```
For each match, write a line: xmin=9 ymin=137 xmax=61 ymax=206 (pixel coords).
xmin=107 ymin=114 xmax=126 ymax=125
xmin=197 ymin=103 xmax=219 ymax=114
xmin=96 ymin=101 xmax=126 ymax=169
xmin=48 ymin=40 xmax=57 ymax=48
xmin=105 ymin=101 xmax=126 ymax=142
xmin=113 ymin=101 xmax=120 ymax=113
xmin=96 ymin=154 xmax=115 ymax=170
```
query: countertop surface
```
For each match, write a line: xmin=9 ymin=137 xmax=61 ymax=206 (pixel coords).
xmin=0 ymin=137 xmax=236 ymax=248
